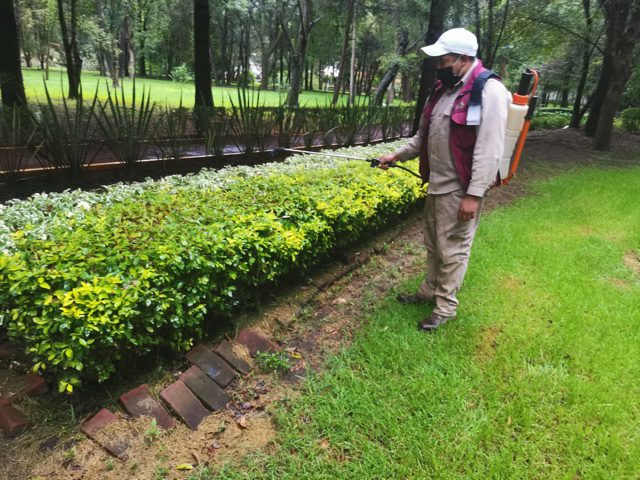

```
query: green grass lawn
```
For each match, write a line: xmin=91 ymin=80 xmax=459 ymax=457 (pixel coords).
xmin=205 ymin=166 xmax=640 ymax=479
xmin=22 ymin=68 xmax=393 ymax=108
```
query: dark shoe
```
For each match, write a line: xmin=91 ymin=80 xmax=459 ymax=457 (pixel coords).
xmin=397 ymin=292 xmax=435 ymax=305
xmin=417 ymin=313 xmax=455 ymax=332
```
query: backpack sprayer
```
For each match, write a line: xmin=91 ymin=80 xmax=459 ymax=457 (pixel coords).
xmin=501 ymin=68 xmax=539 ymax=185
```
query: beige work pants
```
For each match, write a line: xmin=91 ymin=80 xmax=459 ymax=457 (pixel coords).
xmin=418 ymin=189 xmax=484 ymax=317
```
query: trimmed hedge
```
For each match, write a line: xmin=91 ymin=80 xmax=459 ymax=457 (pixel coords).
xmin=0 ymin=141 xmax=424 ymax=392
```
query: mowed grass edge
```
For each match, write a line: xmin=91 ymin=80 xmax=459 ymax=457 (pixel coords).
xmin=21 ymin=68 xmax=407 ymax=108
xmin=204 ymin=166 xmax=640 ymax=479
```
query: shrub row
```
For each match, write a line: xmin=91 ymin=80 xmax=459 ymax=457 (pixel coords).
xmin=0 ymin=141 xmax=424 ymax=392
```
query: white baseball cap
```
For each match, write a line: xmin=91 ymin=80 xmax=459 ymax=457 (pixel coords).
xmin=420 ymin=28 xmax=478 ymax=57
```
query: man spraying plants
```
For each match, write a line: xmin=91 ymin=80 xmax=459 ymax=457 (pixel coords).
xmin=378 ymin=27 xmax=537 ymax=332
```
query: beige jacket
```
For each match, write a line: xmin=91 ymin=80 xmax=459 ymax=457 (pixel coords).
xmin=393 ymin=60 xmax=511 ymax=197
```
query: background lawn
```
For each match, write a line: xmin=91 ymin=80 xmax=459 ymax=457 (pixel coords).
xmin=207 ymin=166 xmax=640 ymax=479
xmin=22 ymin=68 xmax=404 ymax=108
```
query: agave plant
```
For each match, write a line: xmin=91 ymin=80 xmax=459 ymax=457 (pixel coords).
xmin=0 ymin=106 xmax=40 ymax=183
xmin=273 ymin=104 xmax=307 ymax=148
xmin=193 ymin=105 xmax=230 ymax=158
xmin=228 ymin=86 xmax=275 ymax=153
xmin=94 ymin=81 xmax=156 ymax=166
xmin=154 ymin=96 xmax=191 ymax=163
xmin=311 ymin=101 xmax=341 ymax=147
xmin=33 ymin=83 xmax=101 ymax=177
xmin=334 ymin=97 xmax=380 ymax=146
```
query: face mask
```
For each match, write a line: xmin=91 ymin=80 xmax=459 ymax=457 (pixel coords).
xmin=436 ymin=58 xmax=462 ymax=88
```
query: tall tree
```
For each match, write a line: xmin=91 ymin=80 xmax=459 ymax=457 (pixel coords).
xmin=412 ymin=0 xmax=448 ymax=133
xmin=57 ymin=0 xmax=82 ymax=98
xmin=194 ymin=0 xmax=213 ymax=107
xmin=283 ymin=0 xmax=318 ymax=106
xmin=372 ymin=28 xmax=409 ymax=106
xmin=331 ymin=0 xmax=355 ymax=105
xmin=592 ymin=0 xmax=640 ymax=150
xmin=570 ymin=0 xmax=597 ymax=128
xmin=257 ymin=0 xmax=282 ymax=90
xmin=0 ymin=0 xmax=28 ymax=106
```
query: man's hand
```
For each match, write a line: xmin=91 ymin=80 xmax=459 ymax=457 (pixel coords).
xmin=377 ymin=153 xmax=399 ymax=170
xmin=458 ymin=195 xmax=481 ymax=221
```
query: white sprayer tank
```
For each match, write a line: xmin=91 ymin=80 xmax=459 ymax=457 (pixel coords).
xmin=499 ymin=96 xmax=529 ymax=180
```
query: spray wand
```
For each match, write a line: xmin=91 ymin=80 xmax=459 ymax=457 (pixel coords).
xmin=271 ymin=147 xmax=422 ymax=180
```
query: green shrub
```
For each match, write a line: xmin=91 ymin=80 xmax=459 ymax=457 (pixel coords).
xmin=530 ymin=111 xmax=571 ymax=130
xmin=169 ymin=64 xmax=192 ymax=84
xmin=620 ymin=108 xmax=640 ymax=133
xmin=0 ymin=141 xmax=423 ymax=392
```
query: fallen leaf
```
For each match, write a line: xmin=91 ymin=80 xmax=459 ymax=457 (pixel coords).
xmin=236 ymin=415 xmax=248 ymax=429
xmin=191 ymin=451 xmax=201 ymax=466
xmin=175 ymin=463 xmax=193 ymax=471
xmin=212 ymin=440 xmax=222 ymax=449
xmin=331 ymin=297 xmax=348 ymax=306
xmin=319 ymin=438 xmax=330 ymax=449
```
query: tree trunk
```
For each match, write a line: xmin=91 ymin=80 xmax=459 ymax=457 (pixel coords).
xmin=487 ymin=0 xmax=510 ymax=69
xmin=304 ymin=60 xmax=309 ymax=90
xmin=474 ymin=0 xmax=482 ymax=58
xmin=560 ymin=88 xmax=570 ymax=107
xmin=348 ymin=1 xmax=357 ymax=105
xmin=412 ymin=0 xmax=448 ymax=133
xmin=372 ymin=29 xmax=408 ymax=106
xmin=571 ymin=0 xmax=593 ymax=128
xmin=258 ymin=1 xmax=280 ymax=90
xmin=486 ymin=0 xmax=495 ymax=63
xmin=128 ymin=25 xmax=135 ymax=80
xmin=332 ymin=0 xmax=354 ymax=105
xmin=139 ymin=13 xmax=148 ymax=77
xmin=570 ymin=48 xmax=591 ymax=128
xmin=593 ymin=0 xmax=640 ymax=150
xmin=57 ymin=0 xmax=82 ymax=99
xmin=285 ymin=0 xmax=315 ymax=107
xmin=0 ymin=0 xmax=27 ymax=106
xmin=194 ymin=0 xmax=214 ymax=107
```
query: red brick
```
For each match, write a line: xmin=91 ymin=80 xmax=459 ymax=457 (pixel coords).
xmin=23 ymin=374 xmax=48 ymax=397
xmin=160 ymin=380 xmax=209 ymax=430
xmin=180 ymin=366 xmax=230 ymax=411
xmin=119 ymin=384 xmax=175 ymax=430
xmin=215 ymin=340 xmax=252 ymax=375
xmin=80 ymin=409 xmax=132 ymax=460
xmin=0 ymin=406 xmax=29 ymax=437
xmin=186 ymin=344 xmax=236 ymax=388
xmin=236 ymin=329 xmax=279 ymax=356
xmin=81 ymin=408 xmax=118 ymax=437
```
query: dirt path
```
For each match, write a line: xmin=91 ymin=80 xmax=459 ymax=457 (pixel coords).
xmin=1 ymin=129 xmax=638 ymax=480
